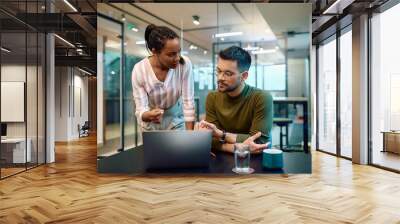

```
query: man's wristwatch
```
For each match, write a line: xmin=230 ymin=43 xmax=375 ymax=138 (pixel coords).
xmin=219 ymin=130 xmax=226 ymax=144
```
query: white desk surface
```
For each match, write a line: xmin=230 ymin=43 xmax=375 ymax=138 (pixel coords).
xmin=1 ymin=138 xmax=28 ymax=144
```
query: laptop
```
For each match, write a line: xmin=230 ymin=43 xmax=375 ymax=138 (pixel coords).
xmin=143 ymin=130 xmax=212 ymax=170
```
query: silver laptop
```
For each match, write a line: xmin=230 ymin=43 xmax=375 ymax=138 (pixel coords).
xmin=143 ymin=130 xmax=212 ymax=170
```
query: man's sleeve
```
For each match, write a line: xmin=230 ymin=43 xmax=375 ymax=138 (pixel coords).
xmin=236 ymin=91 xmax=273 ymax=144
xmin=205 ymin=92 xmax=223 ymax=150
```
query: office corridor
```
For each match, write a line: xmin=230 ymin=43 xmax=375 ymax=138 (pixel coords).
xmin=0 ymin=136 xmax=400 ymax=223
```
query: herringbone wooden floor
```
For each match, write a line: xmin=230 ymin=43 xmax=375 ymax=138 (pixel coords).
xmin=1 ymin=135 xmax=400 ymax=224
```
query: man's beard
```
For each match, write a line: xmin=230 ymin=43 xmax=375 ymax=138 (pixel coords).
xmin=218 ymin=80 xmax=241 ymax=93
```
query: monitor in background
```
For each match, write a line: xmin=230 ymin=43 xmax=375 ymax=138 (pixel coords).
xmin=1 ymin=123 xmax=7 ymax=137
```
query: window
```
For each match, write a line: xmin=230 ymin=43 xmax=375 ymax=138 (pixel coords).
xmin=339 ymin=28 xmax=352 ymax=158
xmin=371 ymin=3 xmax=400 ymax=171
xmin=317 ymin=36 xmax=337 ymax=154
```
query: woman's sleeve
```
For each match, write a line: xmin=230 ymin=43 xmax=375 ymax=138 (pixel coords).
xmin=132 ymin=65 xmax=150 ymax=125
xmin=181 ymin=57 xmax=196 ymax=122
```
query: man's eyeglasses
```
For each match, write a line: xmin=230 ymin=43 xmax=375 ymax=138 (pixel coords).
xmin=216 ymin=69 xmax=237 ymax=78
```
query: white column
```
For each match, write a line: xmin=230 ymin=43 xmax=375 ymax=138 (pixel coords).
xmin=352 ymin=14 xmax=369 ymax=164
xmin=46 ymin=33 xmax=55 ymax=163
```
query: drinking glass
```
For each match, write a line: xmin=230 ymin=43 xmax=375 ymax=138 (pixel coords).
xmin=232 ymin=143 xmax=254 ymax=174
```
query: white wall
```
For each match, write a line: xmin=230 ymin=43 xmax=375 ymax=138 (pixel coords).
xmin=288 ymin=58 xmax=307 ymax=97
xmin=54 ymin=67 xmax=89 ymax=141
xmin=1 ymin=65 xmax=36 ymax=138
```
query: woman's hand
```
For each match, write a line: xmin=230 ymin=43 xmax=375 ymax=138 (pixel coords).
xmin=243 ymin=132 xmax=271 ymax=154
xmin=142 ymin=109 xmax=164 ymax=123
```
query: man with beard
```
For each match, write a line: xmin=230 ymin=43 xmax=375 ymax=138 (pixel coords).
xmin=199 ymin=46 xmax=273 ymax=154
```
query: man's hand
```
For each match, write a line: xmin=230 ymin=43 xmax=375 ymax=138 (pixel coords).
xmin=243 ymin=132 xmax=271 ymax=154
xmin=142 ymin=108 xmax=164 ymax=123
xmin=199 ymin=120 xmax=223 ymax=138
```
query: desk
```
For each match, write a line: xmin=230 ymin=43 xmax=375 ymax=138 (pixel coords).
xmin=1 ymin=138 xmax=31 ymax=163
xmin=97 ymin=145 xmax=311 ymax=174
xmin=381 ymin=131 xmax=400 ymax=154
xmin=273 ymin=97 xmax=309 ymax=153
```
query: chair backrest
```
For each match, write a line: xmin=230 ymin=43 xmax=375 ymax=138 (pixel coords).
xmin=82 ymin=121 xmax=90 ymax=129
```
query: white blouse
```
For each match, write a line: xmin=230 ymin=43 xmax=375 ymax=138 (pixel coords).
xmin=131 ymin=55 xmax=195 ymax=127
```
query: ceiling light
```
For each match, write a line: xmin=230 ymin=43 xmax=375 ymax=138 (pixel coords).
xmin=220 ymin=38 xmax=225 ymax=41
xmin=252 ymin=49 xmax=277 ymax=55
xmin=121 ymin=14 xmax=126 ymax=22
xmin=189 ymin=44 xmax=198 ymax=50
xmin=1 ymin=47 xmax=11 ymax=53
xmin=192 ymin=15 xmax=200 ymax=26
xmin=76 ymin=48 xmax=83 ymax=52
xmin=111 ymin=71 xmax=116 ymax=75
xmin=203 ymin=50 xmax=207 ymax=55
xmin=54 ymin=34 xmax=75 ymax=48
xmin=323 ymin=0 xmax=344 ymax=14
xmin=78 ymin=67 xmax=92 ymax=76
xmin=131 ymin=27 xmax=138 ymax=32
xmin=244 ymin=45 xmax=260 ymax=51
xmin=41 ymin=5 xmax=46 ymax=10
xmin=215 ymin=32 xmax=243 ymax=38
xmin=136 ymin=40 xmax=146 ymax=45
xmin=63 ymin=0 xmax=78 ymax=12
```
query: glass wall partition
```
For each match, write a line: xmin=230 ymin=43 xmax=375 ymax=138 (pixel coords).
xmin=0 ymin=0 xmax=46 ymax=179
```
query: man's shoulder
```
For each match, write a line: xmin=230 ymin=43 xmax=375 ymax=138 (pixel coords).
xmin=206 ymin=90 xmax=219 ymax=101
xmin=249 ymin=86 xmax=273 ymax=101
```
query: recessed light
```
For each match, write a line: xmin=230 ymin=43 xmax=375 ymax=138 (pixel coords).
xmin=192 ymin=15 xmax=200 ymax=26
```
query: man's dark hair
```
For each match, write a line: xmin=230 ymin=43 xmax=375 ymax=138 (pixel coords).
xmin=218 ymin=46 xmax=251 ymax=72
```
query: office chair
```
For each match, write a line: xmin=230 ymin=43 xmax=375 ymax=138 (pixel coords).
xmin=79 ymin=121 xmax=90 ymax=138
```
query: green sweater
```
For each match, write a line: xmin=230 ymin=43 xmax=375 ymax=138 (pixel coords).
xmin=205 ymin=84 xmax=273 ymax=150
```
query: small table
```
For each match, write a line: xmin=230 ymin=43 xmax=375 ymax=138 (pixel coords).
xmin=97 ymin=145 xmax=311 ymax=174
xmin=381 ymin=131 xmax=400 ymax=154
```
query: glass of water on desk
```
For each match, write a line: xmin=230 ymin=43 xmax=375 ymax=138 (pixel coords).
xmin=232 ymin=143 xmax=254 ymax=174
